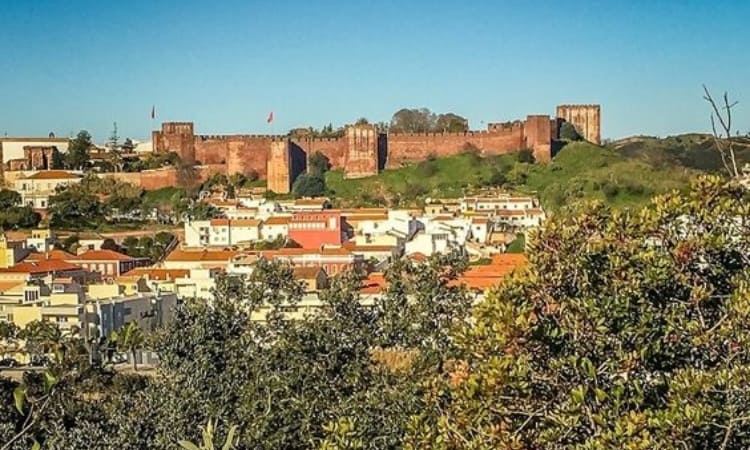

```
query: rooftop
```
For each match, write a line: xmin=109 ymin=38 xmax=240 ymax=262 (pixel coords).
xmin=77 ymin=249 xmax=135 ymax=261
xmin=23 ymin=170 xmax=81 ymax=180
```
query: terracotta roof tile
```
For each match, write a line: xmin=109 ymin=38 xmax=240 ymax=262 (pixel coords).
xmin=0 ymin=260 xmax=82 ymax=274
xmin=123 ymin=268 xmax=190 ymax=280
xmin=23 ymin=170 xmax=81 ymax=180
xmin=25 ymin=249 xmax=78 ymax=261
xmin=166 ymin=249 xmax=241 ymax=262
xmin=263 ymin=216 xmax=291 ymax=225
xmin=76 ymin=249 xmax=134 ymax=261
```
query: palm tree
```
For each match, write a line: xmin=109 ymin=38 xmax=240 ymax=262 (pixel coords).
xmin=110 ymin=321 xmax=146 ymax=372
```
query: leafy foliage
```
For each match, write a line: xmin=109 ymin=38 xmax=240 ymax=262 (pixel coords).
xmin=410 ymin=176 xmax=750 ymax=449
xmin=559 ymin=122 xmax=583 ymax=141
xmin=292 ymin=174 xmax=326 ymax=198
xmin=64 ymin=130 xmax=92 ymax=170
xmin=390 ymin=108 xmax=468 ymax=133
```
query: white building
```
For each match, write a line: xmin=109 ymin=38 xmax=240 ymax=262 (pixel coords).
xmin=14 ymin=170 xmax=82 ymax=209
xmin=184 ymin=218 xmax=262 ymax=247
xmin=460 ymin=194 xmax=536 ymax=213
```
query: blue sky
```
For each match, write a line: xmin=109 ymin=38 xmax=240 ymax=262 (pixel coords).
xmin=1 ymin=0 xmax=748 ymax=142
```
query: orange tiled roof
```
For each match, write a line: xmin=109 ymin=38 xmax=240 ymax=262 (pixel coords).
xmin=0 ymin=280 xmax=25 ymax=292
xmin=341 ymin=208 xmax=388 ymax=215
xmin=342 ymin=242 xmax=395 ymax=252
xmin=471 ymin=217 xmax=489 ymax=224
xmin=260 ymin=246 xmax=352 ymax=258
xmin=497 ymin=210 xmax=526 ymax=217
xmin=166 ymin=249 xmax=241 ymax=262
xmin=24 ymin=170 xmax=81 ymax=180
xmin=25 ymin=249 xmax=78 ymax=261
xmin=123 ymin=268 xmax=190 ymax=280
xmin=0 ymin=259 xmax=82 ymax=274
xmin=263 ymin=216 xmax=291 ymax=225
xmin=343 ymin=214 xmax=389 ymax=222
xmin=210 ymin=218 xmax=230 ymax=226
xmin=360 ymin=272 xmax=387 ymax=294
xmin=408 ymin=252 xmax=428 ymax=262
xmin=232 ymin=219 xmax=261 ymax=227
xmin=76 ymin=249 xmax=134 ymax=261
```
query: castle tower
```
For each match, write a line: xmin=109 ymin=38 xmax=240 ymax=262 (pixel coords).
xmin=556 ymin=105 xmax=601 ymax=144
xmin=152 ymin=122 xmax=196 ymax=164
xmin=344 ymin=124 xmax=378 ymax=179
xmin=267 ymin=140 xmax=291 ymax=194
xmin=524 ymin=115 xmax=552 ymax=162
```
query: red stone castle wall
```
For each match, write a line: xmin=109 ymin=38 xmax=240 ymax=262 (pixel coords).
xmin=152 ymin=104 xmax=599 ymax=186
xmin=386 ymin=125 xmax=526 ymax=168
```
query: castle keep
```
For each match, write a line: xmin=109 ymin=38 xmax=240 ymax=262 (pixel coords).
xmin=153 ymin=104 xmax=600 ymax=193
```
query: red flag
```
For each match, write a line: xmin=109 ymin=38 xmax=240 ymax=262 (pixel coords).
xmin=267 ymin=111 xmax=274 ymax=124
xmin=151 ymin=105 xmax=155 ymax=119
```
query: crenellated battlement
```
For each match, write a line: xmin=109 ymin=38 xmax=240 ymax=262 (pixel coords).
xmin=197 ymin=134 xmax=283 ymax=140
xmin=151 ymin=103 xmax=600 ymax=183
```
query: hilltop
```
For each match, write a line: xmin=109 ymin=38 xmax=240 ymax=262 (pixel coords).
xmin=324 ymin=136 xmax=726 ymax=211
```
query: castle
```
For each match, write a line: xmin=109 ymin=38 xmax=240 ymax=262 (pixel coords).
xmin=153 ymin=104 xmax=600 ymax=193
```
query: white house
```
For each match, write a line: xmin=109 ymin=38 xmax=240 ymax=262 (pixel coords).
xmin=14 ymin=170 xmax=82 ymax=209
xmin=260 ymin=216 xmax=291 ymax=241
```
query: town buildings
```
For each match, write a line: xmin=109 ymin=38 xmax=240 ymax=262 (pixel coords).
xmin=14 ymin=170 xmax=82 ymax=209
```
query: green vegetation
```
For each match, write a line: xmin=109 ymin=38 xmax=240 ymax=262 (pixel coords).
xmin=2 ymin=178 xmax=750 ymax=448
xmin=64 ymin=130 xmax=92 ymax=170
xmin=0 ymin=189 xmax=40 ymax=229
xmin=390 ymin=108 xmax=468 ymax=132
xmin=505 ymin=233 xmax=525 ymax=253
xmin=326 ymin=140 xmax=706 ymax=211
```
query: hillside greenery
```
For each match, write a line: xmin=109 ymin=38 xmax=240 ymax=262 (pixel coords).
xmin=325 ymin=138 xmax=716 ymax=211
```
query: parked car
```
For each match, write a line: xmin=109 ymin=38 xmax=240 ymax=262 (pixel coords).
xmin=0 ymin=358 xmax=18 ymax=368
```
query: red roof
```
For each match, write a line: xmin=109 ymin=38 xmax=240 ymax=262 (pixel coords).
xmin=123 ymin=268 xmax=190 ymax=280
xmin=0 ymin=259 xmax=82 ymax=274
xmin=76 ymin=249 xmax=134 ymax=261
xmin=25 ymin=249 xmax=78 ymax=261
xmin=360 ymin=272 xmax=387 ymax=294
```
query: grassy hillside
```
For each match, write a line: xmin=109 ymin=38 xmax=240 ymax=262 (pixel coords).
xmin=612 ymin=134 xmax=750 ymax=173
xmin=325 ymin=141 xmax=704 ymax=211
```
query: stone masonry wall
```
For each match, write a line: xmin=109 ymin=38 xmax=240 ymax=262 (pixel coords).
xmin=385 ymin=125 xmax=526 ymax=169
xmin=556 ymin=104 xmax=601 ymax=144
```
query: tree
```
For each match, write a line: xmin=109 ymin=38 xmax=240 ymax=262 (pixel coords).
xmin=354 ymin=117 xmax=369 ymax=126
xmin=48 ymin=186 xmax=105 ymax=229
xmin=111 ymin=322 xmax=146 ymax=372
xmin=703 ymin=85 xmax=741 ymax=178
xmin=122 ymin=138 xmax=135 ymax=153
xmin=292 ymin=173 xmax=326 ymax=197
xmin=0 ymin=322 xmax=20 ymax=359
xmin=410 ymin=176 xmax=750 ymax=449
xmin=390 ymin=108 xmax=437 ymax=133
xmin=308 ymin=151 xmax=331 ymax=176
xmin=50 ymin=148 xmax=65 ymax=169
xmin=559 ymin=121 xmax=583 ymax=141
xmin=100 ymin=238 xmax=120 ymax=252
xmin=0 ymin=206 xmax=41 ymax=229
xmin=0 ymin=190 xmax=20 ymax=209
xmin=20 ymin=320 xmax=63 ymax=363
xmin=435 ymin=113 xmax=469 ymax=132
xmin=517 ymin=148 xmax=536 ymax=163
xmin=65 ymin=130 xmax=92 ymax=170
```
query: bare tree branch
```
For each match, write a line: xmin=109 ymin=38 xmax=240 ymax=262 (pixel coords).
xmin=703 ymin=85 xmax=740 ymax=178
